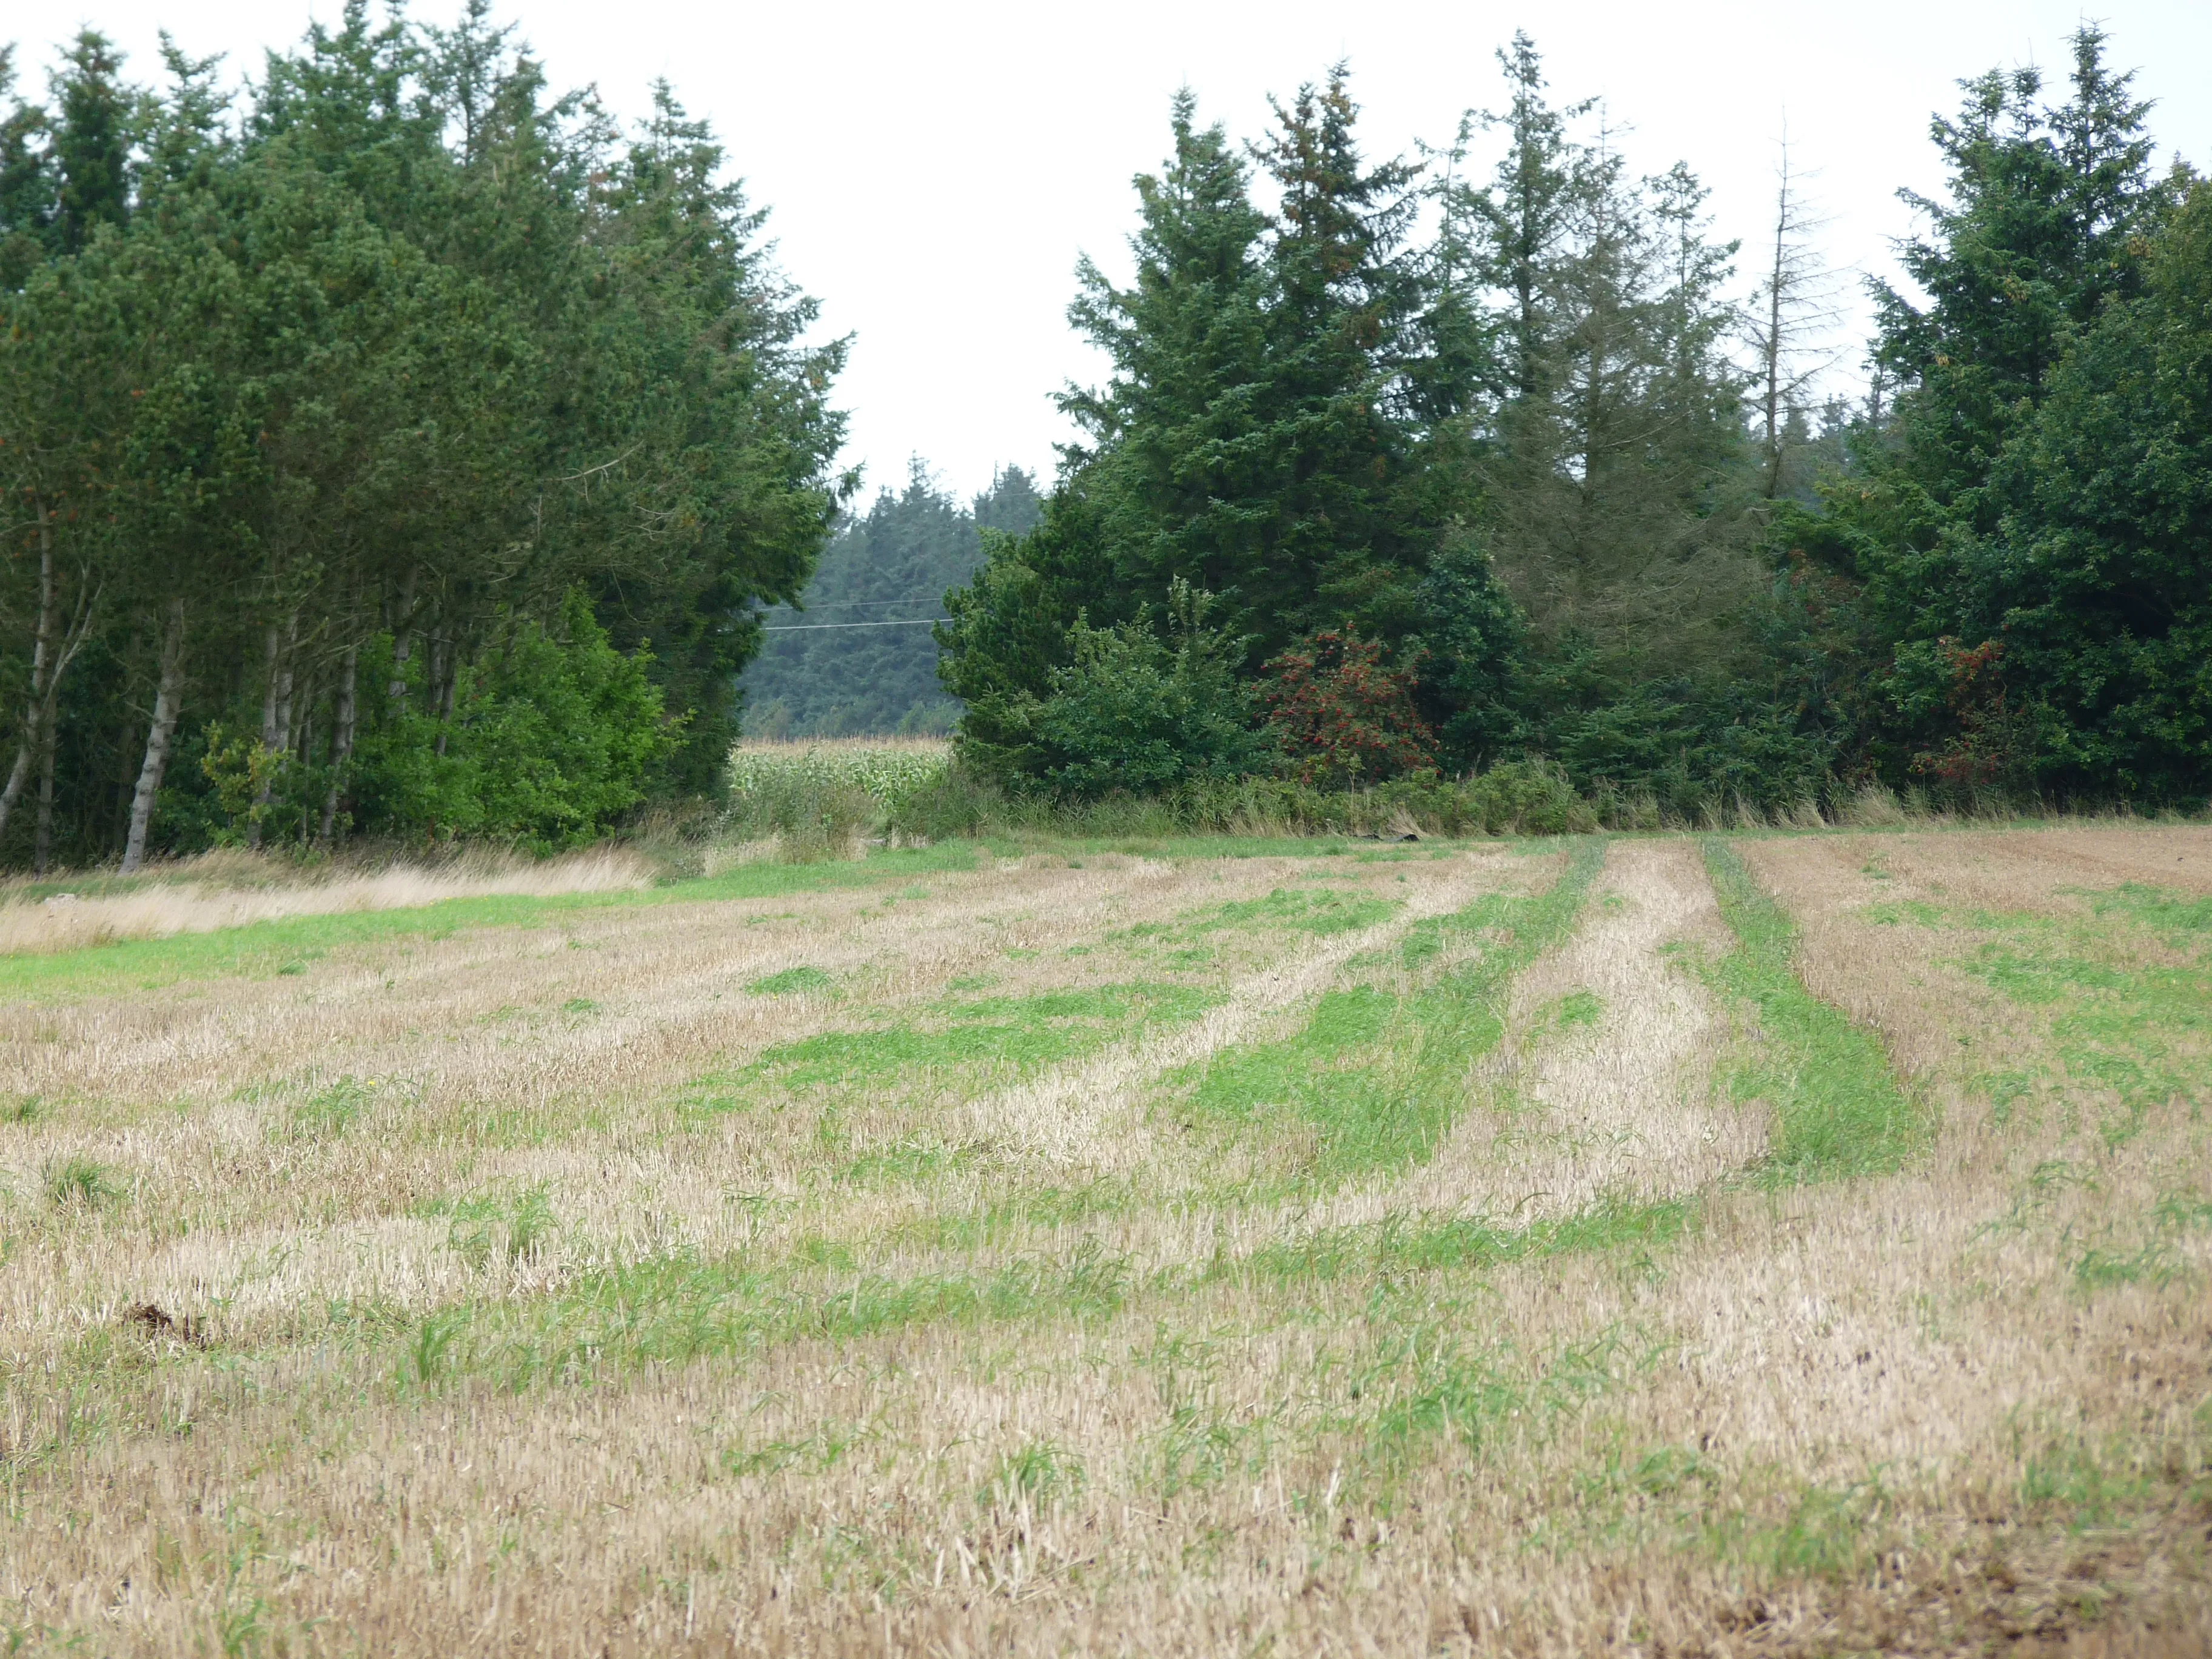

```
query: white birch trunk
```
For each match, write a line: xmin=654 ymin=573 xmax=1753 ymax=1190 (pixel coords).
xmin=121 ymin=600 xmax=187 ymax=874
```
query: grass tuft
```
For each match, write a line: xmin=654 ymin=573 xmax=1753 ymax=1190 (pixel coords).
xmin=44 ymin=1153 xmax=121 ymax=1208
xmin=746 ymin=965 xmax=836 ymax=997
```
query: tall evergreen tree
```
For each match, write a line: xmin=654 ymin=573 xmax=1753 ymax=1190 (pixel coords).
xmin=1788 ymin=26 xmax=2187 ymax=792
xmin=1460 ymin=45 xmax=1754 ymax=686
xmin=942 ymin=70 xmax=1477 ymax=789
xmin=1871 ymin=25 xmax=2168 ymax=529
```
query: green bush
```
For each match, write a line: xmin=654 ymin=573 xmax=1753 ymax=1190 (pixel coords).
xmin=269 ymin=589 xmax=681 ymax=853
xmin=1030 ymin=583 xmax=1269 ymax=798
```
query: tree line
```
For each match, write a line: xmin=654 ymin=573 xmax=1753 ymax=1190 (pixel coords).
xmin=938 ymin=28 xmax=2208 ymax=813
xmin=1 ymin=1 xmax=846 ymax=870
xmin=4 ymin=14 xmax=2204 ymax=874
xmin=742 ymin=462 xmax=1039 ymax=739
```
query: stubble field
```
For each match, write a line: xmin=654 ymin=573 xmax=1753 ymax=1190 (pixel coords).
xmin=1 ymin=825 xmax=2208 ymax=1655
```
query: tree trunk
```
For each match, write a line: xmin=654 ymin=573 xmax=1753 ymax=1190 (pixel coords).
xmin=1760 ymin=152 xmax=1789 ymax=500
xmin=121 ymin=600 xmax=187 ymax=874
xmin=292 ymin=673 xmax=315 ymax=843
xmin=0 ymin=498 xmax=96 ymax=850
xmin=318 ymin=640 xmax=358 ymax=846
xmin=112 ymin=708 xmax=136 ymax=856
xmin=429 ymin=627 xmax=455 ymax=758
xmin=387 ymin=566 xmax=420 ymax=714
xmin=250 ymin=614 xmax=297 ymax=850
xmin=247 ymin=623 xmax=280 ymax=850
xmin=0 ymin=499 xmax=64 ymax=844
xmin=32 ymin=722 xmax=58 ymax=875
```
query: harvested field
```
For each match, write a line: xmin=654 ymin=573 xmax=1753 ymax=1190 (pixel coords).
xmin=2 ymin=826 xmax=2209 ymax=1655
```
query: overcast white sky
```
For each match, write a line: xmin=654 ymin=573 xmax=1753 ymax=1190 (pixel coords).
xmin=10 ymin=2 xmax=2210 ymax=503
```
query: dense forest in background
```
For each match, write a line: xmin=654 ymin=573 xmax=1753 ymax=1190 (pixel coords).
xmin=0 ymin=1 xmax=847 ymax=868
xmin=740 ymin=464 xmax=1039 ymax=737
xmin=940 ymin=28 xmax=2210 ymax=813
xmin=2 ymin=10 xmax=2207 ymax=874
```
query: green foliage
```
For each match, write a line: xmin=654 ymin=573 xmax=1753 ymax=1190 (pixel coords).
xmin=1031 ymin=583 xmax=1269 ymax=798
xmin=1540 ymin=674 xmax=1838 ymax=820
xmin=876 ymin=754 xmax=1606 ymax=842
xmin=289 ymin=1076 xmax=374 ymax=1139
xmin=0 ymin=10 xmax=847 ymax=869
xmin=1412 ymin=535 xmax=1530 ymax=769
xmin=44 ymin=1153 xmax=119 ymax=1208
xmin=723 ymin=743 xmax=950 ymax=854
xmin=1954 ymin=180 xmax=2212 ymax=797
xmin=938 ymin=72 xmax=1483 ymax=797
xmin=1056 ymin=81 xmax=1447 ymax=665
xmin=980 ymin=1443 xmax=1086 ymax=1510
xmin=931 ymin=27 xmax=2204 ymax=814
xmin=357 ymin=592 xmax=677 ymax=850
xmin=441 ymin=1185 xmax=557 ymax=1271
xmin=1790 ymin=28 xmax=2207 ymax=803
xmin=1446 ymin=35 xmax=1761 ymax=691
xmin=937 ymin=45 xmax=1843 ymax=812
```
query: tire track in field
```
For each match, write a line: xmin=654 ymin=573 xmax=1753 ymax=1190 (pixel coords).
xmin=1365 ymin=836 xmax=1764 ymax=1224
xmin=957 ymin=854 xmax=1523 ymax=1172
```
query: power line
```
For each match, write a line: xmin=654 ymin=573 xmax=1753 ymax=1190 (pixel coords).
xmin=759 ymin=597 xmax=948 ymax=611
xmin=759 ymin=617 xmax=948 ymax=632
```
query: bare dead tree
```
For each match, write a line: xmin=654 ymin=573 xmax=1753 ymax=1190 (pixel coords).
xmin=1746 ymin=124 xmax=1845 ymax=500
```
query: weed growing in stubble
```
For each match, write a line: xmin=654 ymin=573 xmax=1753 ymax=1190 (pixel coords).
xmin=44 ymin=1154 xmax=120 ymax=1209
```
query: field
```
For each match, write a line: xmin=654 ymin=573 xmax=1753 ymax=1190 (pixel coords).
xmin=2 ymin=824 xmax=2209 ymax=1655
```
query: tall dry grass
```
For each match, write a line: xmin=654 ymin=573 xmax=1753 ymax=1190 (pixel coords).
xmin=0 ymin=845 xmax=655 ymax=955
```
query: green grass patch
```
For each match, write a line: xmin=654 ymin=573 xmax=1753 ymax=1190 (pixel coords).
xmin=680 ymin=980 xmax=1217 ymax=1113
xmin=2087 ymin=882 xmax=2212 ymax=947
xmin=1232 ymin=1195 xmax=1697 ymax=1284
xmin=746 ymin=966 xmax=836 ymax=997
xmin=1194 ymin=886 xmax=1399 ymax=936
xmin=1704 ymin=1476 xmax=1899 ymax=1581
xmin=1701 ymin=839 xmax=1923 ymax=1183
xmin=885 ymin=1179 xmax=1131 ymax=1248
xmin=759 ymin=983 xmax=1213 ymax=1090
xmin=2014 ymin=1418 xmax=2212 ymax=1529
xmin=1870 ymin=881 xmax=2210 ymax=1148
xmin=286 ymin=1076 xmax=374 ymax=1140
xmin=404 ymin=1236 xmax=1138 ymax=1389
xmin=44 ymin=1153 xmax=121 ymax=1209
xmin=1168 ymin=837 xmax=1604 ymax=1182
xmin=1962 ymin=917 xmax=2208 ymax=1150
